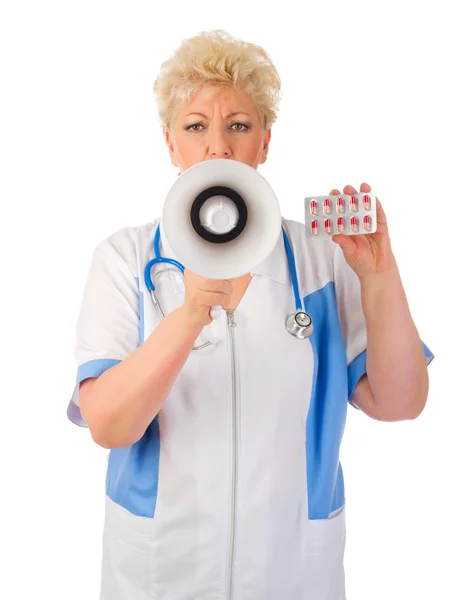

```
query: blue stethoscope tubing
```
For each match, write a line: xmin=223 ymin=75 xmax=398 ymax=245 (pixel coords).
xmin=144 ymin=223 xmax=313 ymax=339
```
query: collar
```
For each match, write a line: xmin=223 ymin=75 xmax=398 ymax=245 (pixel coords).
xmin=158 ymin=219 xmax=290 ymax=285
xmin=250 ymin=225 xmax=290 ymax=284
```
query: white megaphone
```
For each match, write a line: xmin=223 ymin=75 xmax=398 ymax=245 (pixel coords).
xmin=161 ymin=158 xmax=282 ymax=319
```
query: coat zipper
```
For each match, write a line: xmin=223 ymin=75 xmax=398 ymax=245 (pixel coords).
xmin=226 ymin=309 xmax=239 ymax=600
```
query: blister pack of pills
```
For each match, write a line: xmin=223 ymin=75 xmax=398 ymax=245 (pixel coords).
xmin=304 ymin=192 xmax=377 ymax=238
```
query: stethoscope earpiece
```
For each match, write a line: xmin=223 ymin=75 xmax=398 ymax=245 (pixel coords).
xmin=285 ymin=311 xmax=314 ymax=339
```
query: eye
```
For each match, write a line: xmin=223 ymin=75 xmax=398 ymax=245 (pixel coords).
xmin=185 ymin=123 xmax=205 ymax=132
xmin=230 ymin=123 xmax=249 ymax=132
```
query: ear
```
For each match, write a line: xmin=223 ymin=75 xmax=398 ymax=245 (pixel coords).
xmin=259 ymin=128 xmax=271 ymax=164
xmin=164 ymin=128 xmax=178 ymax=168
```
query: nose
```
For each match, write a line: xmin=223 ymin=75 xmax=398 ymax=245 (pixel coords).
xmin=207 ymin=126 xmax=231 ymax=158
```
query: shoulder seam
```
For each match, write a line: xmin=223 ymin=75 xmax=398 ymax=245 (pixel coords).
xmin=99 ymin=237 xmax=137 ymax=279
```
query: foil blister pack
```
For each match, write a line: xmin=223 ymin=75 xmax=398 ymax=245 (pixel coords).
xmin=304 ymin=192 xmax=377 ymax=238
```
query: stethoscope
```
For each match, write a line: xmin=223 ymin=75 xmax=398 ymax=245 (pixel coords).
xmin=144 ymin=224 xmax=314 ymax=350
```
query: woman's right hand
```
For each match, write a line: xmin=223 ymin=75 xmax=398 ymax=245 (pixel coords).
xmin=181 ymin=269 xmax=233 ymax=328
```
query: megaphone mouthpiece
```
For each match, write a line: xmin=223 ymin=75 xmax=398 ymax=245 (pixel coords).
xmin=199 ymin=195 xmax=239 ymax=235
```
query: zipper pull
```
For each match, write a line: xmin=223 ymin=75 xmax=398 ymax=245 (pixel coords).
xmin=227 ymin=310 xmax=236 ymax=327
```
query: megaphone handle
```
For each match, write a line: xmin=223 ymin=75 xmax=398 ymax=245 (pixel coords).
xmin=210 ymin=305 xmax=223 ymax=320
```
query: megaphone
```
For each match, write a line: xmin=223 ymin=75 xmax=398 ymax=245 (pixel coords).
xmin=161 ymin=158 xmax=282 ymax=320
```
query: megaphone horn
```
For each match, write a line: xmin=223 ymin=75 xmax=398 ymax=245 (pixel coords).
xmin=161 ymin=158 xmax=282 ymax=281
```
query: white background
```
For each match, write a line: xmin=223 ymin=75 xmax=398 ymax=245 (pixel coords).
xmin=1 ymin=0 xmax=462 ymax=598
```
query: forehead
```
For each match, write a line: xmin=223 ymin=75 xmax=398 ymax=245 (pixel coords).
xmin=179 ymin=85 xmax=258 ymax=116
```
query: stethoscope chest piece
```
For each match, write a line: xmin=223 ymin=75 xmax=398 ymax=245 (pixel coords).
xmin=285 ymin=311 xmax=314 ymax=339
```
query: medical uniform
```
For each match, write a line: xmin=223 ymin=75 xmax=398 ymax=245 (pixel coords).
xmin=68 ymin=216 xmax=434 ymax=600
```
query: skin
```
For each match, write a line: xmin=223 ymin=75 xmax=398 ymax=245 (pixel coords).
xmin=164 ymin=84 xmax=270 ymax=312
xmin=331 ymin=185 xmax=429 ymax=420
xmin=164 ymin=84 xmax=271 ymax=171
xmin=163 ymin=85 xmax=429 ymax=421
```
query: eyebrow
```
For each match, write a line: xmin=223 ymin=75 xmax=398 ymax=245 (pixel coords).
xmin=185 ymin=111 xmax=250 ymax=119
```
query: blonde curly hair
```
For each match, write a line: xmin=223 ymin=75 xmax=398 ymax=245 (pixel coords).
xmin=153 ymin=29 xmax=282 ymax=133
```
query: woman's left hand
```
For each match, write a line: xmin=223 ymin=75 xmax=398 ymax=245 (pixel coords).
xmin=330 ymin=182 xmax=396 ymax=280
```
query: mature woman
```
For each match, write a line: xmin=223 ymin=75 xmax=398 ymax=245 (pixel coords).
xmin=68 ymin=29 xmax=434 ymax=600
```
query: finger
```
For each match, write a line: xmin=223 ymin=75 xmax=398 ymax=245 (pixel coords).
xmin=375 ymin=196 xmax=388 ymax=228
xmin=204 ymin=280 xmax=233 ymax=294
xmin=332 ymin=233 xmax=357 ymax=254
xmin=343 ymin=184 xmax=358 ymax=195
xmin=360 ymin=182 xmax=371 ymax=192
xmin=330 ymin=189 xmax=341 ymax=195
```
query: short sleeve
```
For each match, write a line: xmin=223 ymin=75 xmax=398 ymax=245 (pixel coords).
xmin=333 ymin=245 xmax=434 ymax=409
xmin=67 ymin=238 xmax=141 ymax=427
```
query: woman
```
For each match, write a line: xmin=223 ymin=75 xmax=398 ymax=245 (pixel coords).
xmin=68 ymin=29 xmax=434 ymax=600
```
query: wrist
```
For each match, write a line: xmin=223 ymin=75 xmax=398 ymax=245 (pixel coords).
xmin=176 ymin=304 xmax=210 ymax=332
xmin=358 ymin=255 xmax=399 ymax=289
xmin=359 ymin=260 xmax=407 ymax=317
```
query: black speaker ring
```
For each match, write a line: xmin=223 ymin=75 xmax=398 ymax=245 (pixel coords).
xmin=190 ymin=186 xmax=248 ymax=244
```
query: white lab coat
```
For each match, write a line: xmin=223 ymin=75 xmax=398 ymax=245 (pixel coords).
xmin=68 ymin=216 xmax=434 ymax=600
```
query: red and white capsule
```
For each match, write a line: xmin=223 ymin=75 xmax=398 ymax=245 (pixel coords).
xmin=363 ymin=215 xmax=371 ymax=231
xmin=349 ymin=195 xmax=358 ymax=212
xmin=324 ymin=218 xmax=332 ymax=235
xmin=337 ymin=217 xmax=345 ymax=232
xmin=310 ymin=199 xmax=318 ymax=215
xmin=311 ymin=219 xmax=319 ymax=235
xmin=363 ymin=194 xmax=371 ymax=211
xmin=350 ymin=216 xmax=359 ymax=232
xmin=323 ymin=198 xmax=332 ymax=214
xmin=336 ymin=197 xmax=345 ymax=213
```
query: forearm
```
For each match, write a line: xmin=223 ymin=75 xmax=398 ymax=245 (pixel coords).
xmin=360 ymin=257 xmax=429 ymax=419
xmin=84 ymin=306 xmax=204 ymax=448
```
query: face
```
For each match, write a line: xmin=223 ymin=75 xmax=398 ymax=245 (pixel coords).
xmin=165 ymin=85 xmax=271 ymax=173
